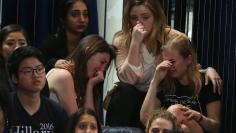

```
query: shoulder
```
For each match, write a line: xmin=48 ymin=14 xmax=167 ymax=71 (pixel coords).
xmin=46 ymin=68 xmax=73 ymax=88
xmin=164 ymin=27 xmax=184 ymax=40
xmin=47 ymin=68 xmax=72 ymax=79
xmin=112 ymin=31 xmax=125 ymax=48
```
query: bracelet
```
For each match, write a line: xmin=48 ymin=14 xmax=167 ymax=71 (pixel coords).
xmin=196 ymin=114 xmax=203 ymax=123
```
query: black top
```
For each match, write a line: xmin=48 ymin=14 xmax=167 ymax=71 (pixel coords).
xmin=157 ymin=79 xmax=221 ymax=116
xmin=10 ymin=93 xmax=68 ymax=133
xmin=39 ymin=31 xmax=68 ymax=63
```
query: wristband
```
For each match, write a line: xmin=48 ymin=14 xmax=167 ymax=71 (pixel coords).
xmin=196 ymin=114 xmax=203 ymax=123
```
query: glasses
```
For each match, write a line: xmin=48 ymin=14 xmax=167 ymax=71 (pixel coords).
xmin=19 ymin=65 xmax=45 ymax=76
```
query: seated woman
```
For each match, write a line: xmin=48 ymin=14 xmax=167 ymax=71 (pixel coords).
xmin=145 ymin=109 xmax=182 ymax=133
xmin=66 ymin=107 xmax=101 ymax=133
xmin=140 ymin=33 xmax=221 ymax=133
xmin=46 ymin=35 xmax=115 ymax=117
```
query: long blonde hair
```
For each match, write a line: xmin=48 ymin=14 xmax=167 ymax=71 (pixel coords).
xmin=161 ymin=33 xmax=202 ymax=97
xmin=119 ymin=0 xmax=166 ymax=56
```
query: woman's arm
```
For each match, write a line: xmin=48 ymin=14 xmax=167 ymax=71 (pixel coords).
xmin=200 ymin=67 xmax=222 ymax=94
xmin=84 ymin=71 xmax=104 ymax=111
xmin=140 ymin=60 xmax=172 ymax=125
xmin=46 ymin=68 xmax=78 ymax=116
xmin=183 ymin=101 xmax=221 ymax=133
xmin=113 ymin=27 xmax=145 ymax=84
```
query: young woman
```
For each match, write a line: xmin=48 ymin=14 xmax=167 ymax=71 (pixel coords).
xmin=66 ymin=107 xmax=101 ymax=133
xmin=140 ymin=33 xmax=221 ymax=133
xmin=0 ymin=24 xmax=28 ymax=60
xmin=106 ymin=0 xmax=222 ymax=129
xmin=0 ymin=24 xmax=29 ymax=92
xmin=46 ymin=35 xmax=115 ymax=117
xmin=146 ymin=109 xmax=182 ymax=133
xmin=40 ymin=0 xmax=89 ymax=63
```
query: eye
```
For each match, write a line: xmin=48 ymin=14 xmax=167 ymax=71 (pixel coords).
xmin=78 ymin=123 xmax=87 ymax=130
xmin=130 ymin=16 xmax=138 ymax=21
xmin=151 ymin=128 xmax=160 ymax=133
xmin=142 ymin=16 xmax=150 ymax=20
xmin=90 ymin=124 xmax=97 ymax=130
xmin=70 ymin=11 xmax=81 ymax=17
xmin=5 ymin=42 xmax=15 ymax=47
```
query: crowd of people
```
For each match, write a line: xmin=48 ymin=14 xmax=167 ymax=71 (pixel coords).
xmin=0 ymin=0 xmax=222 ymax=133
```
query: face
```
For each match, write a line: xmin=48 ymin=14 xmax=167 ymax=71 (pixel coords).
xmin=148 ymin=118 xmax=173 ymax=133
xmin=130 ymin=5 xmax=154 ymax=35
xmin=2 ymin=32 xmax=27 ymax=60
xmin=66 ymin=1 xmax=89 ymax=35
xmin=75 ymin=114 xmax=98 ymax=133
xmin=13 ymin=57 xmax=46 ymax=93
xmin=0 ymin=107 xmax=4 ymax=133
xmin=162 ymin=48 xmax=191 ymax=80
xmin=86 ymin=52 xmax=110 ymax=78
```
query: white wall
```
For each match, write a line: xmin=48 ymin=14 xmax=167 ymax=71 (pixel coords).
xmin=97 ymin=0 xmax=123 ymax=122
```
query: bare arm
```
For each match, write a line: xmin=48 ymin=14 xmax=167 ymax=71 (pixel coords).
xmin=183 ymin=101 xmax=221 ymax=133
xmin=46 ymin=68 xmax=78 ymax=116
xmin=84 ymin=71 xmax=104 ymax=111
xmin=140 ymin=60 xmax=172 ymax=125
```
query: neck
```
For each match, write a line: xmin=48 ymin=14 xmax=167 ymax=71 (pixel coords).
xmin=66 ymin=30 xmax=81 ymax=53
xmin=178 ymin=74 xmax=190 ymax=86
xmin=17 ymin=90 xmax=41 ymax=115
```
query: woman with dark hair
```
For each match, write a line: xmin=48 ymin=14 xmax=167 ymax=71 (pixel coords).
xmin=66 ymin=107 xmax=101 ymax=133
xmin=0 ymin=24 xmax=29 ymax=92
xmin=0 ymin=24 xmax=29 ymax=60
xmin=40 ymin=0 xmax=89 ymax=63
xmin=46 ymin=35 xmax=115 ymax=117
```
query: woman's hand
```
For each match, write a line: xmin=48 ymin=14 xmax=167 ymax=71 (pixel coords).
xmin=131 ymin=22 xmax=147 ymax=44
xmin=181 ymin=107 xmax=202 ymax=122
xmin=55 ymin=59 xmax=75 ymax=75
xmin=204 ymin=67 xmax=222 ymax=94
xmin=88 ymin=71 xmax=104 ymax=87
xmin=153 ymin=60 xmax=172 ymax=83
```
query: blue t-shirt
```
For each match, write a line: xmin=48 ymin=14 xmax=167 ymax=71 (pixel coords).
xmin=10 ymin=93 xmax=68 ymax=133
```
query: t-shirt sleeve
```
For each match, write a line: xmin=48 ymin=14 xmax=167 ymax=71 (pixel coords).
xmin=199 ymin=81 xmax=221 ymax=104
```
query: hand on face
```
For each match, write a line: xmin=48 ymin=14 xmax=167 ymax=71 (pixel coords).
xmin=131 ymin=21 xmax=147 ymax=44
xmin=153 ymin=60 xmax=172 ymax=83
xmin=181 ymin=107 xmax=202 ymax=122
xmin=88 ymin=70 xmax=104 ymax=87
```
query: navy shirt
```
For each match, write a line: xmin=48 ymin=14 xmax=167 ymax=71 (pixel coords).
xmin=10 ymin=93 xmax=68 ymax=133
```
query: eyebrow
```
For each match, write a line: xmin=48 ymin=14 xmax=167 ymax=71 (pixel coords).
xmin=21 ymin=64 xmax=43 ymax=69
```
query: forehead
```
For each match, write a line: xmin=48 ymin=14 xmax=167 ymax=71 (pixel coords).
xmin=70 ymin=1 xmax=87 ymax=11
xmin=130 ymin=5 xmax=152 ymax=15
xmin=5 ymin=32 xmax=26 ymax=40
xmin=151 ymin=118 xmax=173 ymax=129
xmin=78 ymin=114 xmax=97 ymax=123
xmin=19 ymin=57 xmax=42 ymax=68
xmin=162 ymin=48 xmax=180 ymax=59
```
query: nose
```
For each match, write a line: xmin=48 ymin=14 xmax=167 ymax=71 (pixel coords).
xmin=85 ymin=127 xmax=92 ymax=133
xmin=136 ymin=20 xmax=143 ymax=25
xmin=79 ymin=14 xmax=85 ymax=22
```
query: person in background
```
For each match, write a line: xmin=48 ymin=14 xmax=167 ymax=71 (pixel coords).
xmin=0 ymin=24 xmax=29 ymax=92
xmin=66 ymin=107 xmax=101 ymax=133
xmin=145 ymin=109 xmax=182 ymax=133
xmin=40 ymin=0 xmax=89 ymax=65
xmin=7 ymin=46 xmax=68 ymax=133
xmin=106 ymin=0 xmax=222 ymax=129
xmin=46 ymin=35 xmax=115 ymax=119
xmin=140 ymin=33 xmax=221 ymax=133
xmin=0 ymin=24 xmax=29 ymax=60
